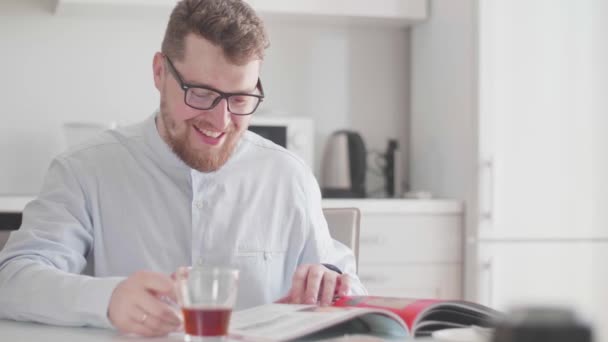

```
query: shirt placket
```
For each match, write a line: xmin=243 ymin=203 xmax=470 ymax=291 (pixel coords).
xmin=190 ymin=170 xmax=206 ymax=266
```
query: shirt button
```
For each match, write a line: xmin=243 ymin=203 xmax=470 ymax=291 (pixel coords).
xmin=193 ymin=200 xmax=204 ymax=209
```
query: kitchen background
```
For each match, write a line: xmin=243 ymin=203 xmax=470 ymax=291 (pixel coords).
xmin=1 ymin=0 xmax=607 ymax=339
xmin=0 ymin=0 xmax=410 ymax=196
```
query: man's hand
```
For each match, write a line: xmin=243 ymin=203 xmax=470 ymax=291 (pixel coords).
xmin=278 ymin=264 xmax=351 ymax=306
xmin=108 ymin=271 xmax=182 ymax=337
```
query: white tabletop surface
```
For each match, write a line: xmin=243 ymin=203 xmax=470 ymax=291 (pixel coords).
xmin=0 ymin=319 xmax=439 ymax=341
xmin=0 ymin=319 xmax=182 ymax=341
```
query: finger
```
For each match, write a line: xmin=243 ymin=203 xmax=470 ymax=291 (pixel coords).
xmin=303 ymin=266 xmax=325 ymax=304
xmin=319 ymin=272 xmax=338 ymax=306
xmin=290 ymin=266 xmax=310 ymax=304
xmin=137 ymin=291 xmax=182 ymax=326
xmin=172 ymin=266 xmax=192 ymax=281
xmin=274 ymin=295 xmax=291 ymax=304
xmin=129 ymin=305 xmax=178 ymax=337
xmin=336 ymin=275 xmax=351 ymax=296
xmin=159 ymin=294 xmax=180 ymax=309
xmin=136 ymin=271 xmax=174 ymax=295
xmin=127 ymin=316 xmax=168 ymax=337
xmin=140 ymin=311 xmax=179 ymax=335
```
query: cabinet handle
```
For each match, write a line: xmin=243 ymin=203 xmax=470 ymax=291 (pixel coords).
xmin=479 ymin=258 xmax=494 ymax=307
xmin=480 ymin=159 xmax=494 ymax=223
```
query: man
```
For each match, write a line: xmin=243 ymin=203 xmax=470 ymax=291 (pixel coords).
xmin=0 ymin=0 xmax=365 ymax=337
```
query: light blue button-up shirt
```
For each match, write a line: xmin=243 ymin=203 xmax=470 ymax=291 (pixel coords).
xmin=0 ymin=113 xmax=364 ymax=328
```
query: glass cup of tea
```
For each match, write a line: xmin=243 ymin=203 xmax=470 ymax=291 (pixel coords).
xmin=174 ymin=266 xmax=239 ymax=341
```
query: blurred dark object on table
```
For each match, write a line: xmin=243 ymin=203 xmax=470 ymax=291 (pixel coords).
xmin=492 ymin=306 xmax=592 ymax=342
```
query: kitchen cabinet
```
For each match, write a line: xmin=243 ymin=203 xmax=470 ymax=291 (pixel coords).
xmin=323 ymin=199 xmax=464 ymax=299
xmin=409 ymin=0 xmax=601 ymax=323
xmin=474 ymin=0 xmax=596 ymax=241
xmin=53 ymin=0 xmax=428 ymax=27
xmin=476 ymin=241 xmax=595 ymax=313
xmin=358 ymin=264 xmax=461 ymax=299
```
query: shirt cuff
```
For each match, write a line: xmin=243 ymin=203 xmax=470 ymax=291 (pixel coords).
xmin=75 ymin=276 xmax=126 ymax=329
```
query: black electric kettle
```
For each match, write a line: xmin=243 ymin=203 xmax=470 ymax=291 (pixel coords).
xmin=320 ymin=130 xmax=367 ymax=198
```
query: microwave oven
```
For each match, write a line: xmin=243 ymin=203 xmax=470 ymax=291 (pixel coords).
xmin=248 ymin=116 xmax=314 ymax=167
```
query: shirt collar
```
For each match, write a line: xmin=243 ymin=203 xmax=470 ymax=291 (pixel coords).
xmin=144 ymin=110 xmax=248 ymax=172
xmin=144 ymin=111 xmax=190 ymax=170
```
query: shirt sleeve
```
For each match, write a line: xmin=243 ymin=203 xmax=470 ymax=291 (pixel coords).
xmin=0 ymin=157 xmax=125 ymax=328
xmin=299 ymin=174 xmax=368 ymax=296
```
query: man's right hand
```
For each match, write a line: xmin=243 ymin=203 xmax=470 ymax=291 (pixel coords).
xmin=108 ymin=271 xmax=182 ymax=337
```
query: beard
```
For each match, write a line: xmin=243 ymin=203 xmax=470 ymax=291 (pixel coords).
xmin=158 ymin=99 xmax=243 ymax=172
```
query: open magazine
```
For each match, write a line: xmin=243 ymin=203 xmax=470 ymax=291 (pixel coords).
xmin=334 ymin=296 xmax=501 ymax=337
xmin=229 ymin=296 xmax=500 ymax=341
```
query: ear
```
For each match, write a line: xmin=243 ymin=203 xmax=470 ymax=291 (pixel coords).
xmin=153 ymin=52 xmax=165 ymax=92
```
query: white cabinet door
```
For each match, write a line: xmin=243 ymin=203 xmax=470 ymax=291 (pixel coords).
xmin=592 ymin=244 xmax=608 ymax=341
xmin=476 ymin=242 xmax=594 ymax=316
xmin=358 ymin=213 xmax=462 ymax=264
xmin=477 ymin=0 xmax=597 ymax=240
xmin=358 ymin=264 xmax=462 ymax=299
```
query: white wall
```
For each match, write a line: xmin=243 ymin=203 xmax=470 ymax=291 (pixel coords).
xmin=0 ymin=0 xmax=409 ymax=195
xmin=409 ymin=0 xmax=477 ymax=201
xmin=261 ymin=19 xmax=410 ymax=195
xmin=0 ymin=1 xmax=166 ymax=195
xmin=409 ymin=0 xmax=478 ymax=299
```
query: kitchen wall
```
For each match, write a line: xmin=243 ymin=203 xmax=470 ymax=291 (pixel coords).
xmin=0 ymin=0 xmax=409 ymax=195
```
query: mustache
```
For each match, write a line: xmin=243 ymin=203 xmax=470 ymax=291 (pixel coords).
xmin=190 ymin=121 xmax=234 ymax=133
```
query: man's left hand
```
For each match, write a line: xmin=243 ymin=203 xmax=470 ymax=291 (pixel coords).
xmin=277 ymin=264 xmax=351 ymax=306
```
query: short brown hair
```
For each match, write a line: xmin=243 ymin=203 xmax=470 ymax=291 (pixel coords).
xmin=162 ymin=0 xmax=269 ymax=65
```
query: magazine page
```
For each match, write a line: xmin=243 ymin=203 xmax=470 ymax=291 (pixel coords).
xmin=412 ymin=301 xmax=501 ymax=336
xmin=332 ymin=296 xmax=501 ymax=338
xmin=333 ymin=296 xmax=439 ymax=329
xmin=230 ymin=303 xmax=408 ymax=341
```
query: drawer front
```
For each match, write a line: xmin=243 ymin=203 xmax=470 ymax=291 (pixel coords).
xmin=358 ymin=264 xmax=462 ymax=300
xmin=358 ymin=214 xmax=462 ymax=264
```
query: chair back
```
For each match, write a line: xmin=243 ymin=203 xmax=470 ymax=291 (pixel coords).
xmin=322 ymin=207 xmax=360 ymax=272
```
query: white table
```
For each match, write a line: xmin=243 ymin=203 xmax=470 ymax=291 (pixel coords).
xmin=0 ymin=319 xmax=439 ymax=342
xmin=0 ymin=319 xmax=182 ymax=342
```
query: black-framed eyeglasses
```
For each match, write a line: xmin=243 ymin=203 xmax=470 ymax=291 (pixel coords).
xmin=164 ymin=55 xmax=264 ymax=116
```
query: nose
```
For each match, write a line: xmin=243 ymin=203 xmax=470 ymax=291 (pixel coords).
xmin=205 ymin=98 xmax=231 ymax=130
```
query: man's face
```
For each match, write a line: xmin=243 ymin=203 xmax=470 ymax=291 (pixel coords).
xmin=153 ymin=34 xmax=261 ymax=172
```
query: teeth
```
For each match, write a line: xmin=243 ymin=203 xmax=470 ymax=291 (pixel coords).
xmin=197 ymin=127 xmax=222 ymax=138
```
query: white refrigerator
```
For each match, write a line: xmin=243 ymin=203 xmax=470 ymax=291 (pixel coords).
xmin=410 ymin=0 xmax=607 ymax=337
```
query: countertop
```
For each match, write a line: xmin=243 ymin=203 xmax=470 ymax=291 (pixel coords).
xmin=0 ymin=195 xmax=33 ymax=212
